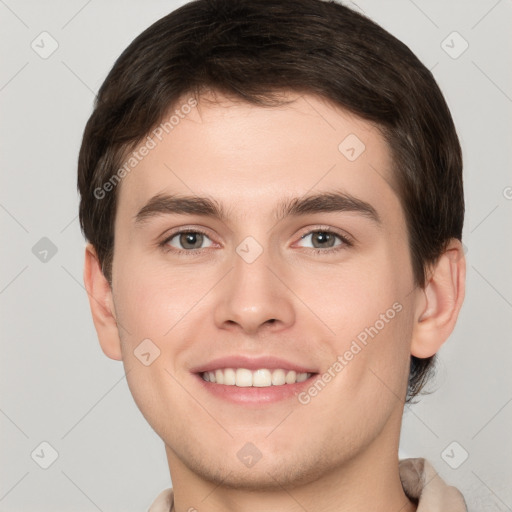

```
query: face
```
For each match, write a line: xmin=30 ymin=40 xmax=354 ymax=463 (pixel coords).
xmin=109 ymin=91 xmax=419 ymax=489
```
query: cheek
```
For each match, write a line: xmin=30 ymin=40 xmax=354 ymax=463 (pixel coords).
xmin=112 ymin=256 xmax=207 ymax=342
xmin=111 ymin=261 xmax=207 ymax=438
xmin=330 ymin=301 xmax=414 ymax=412
xmin=296 ymin=256 xmax=404 ymax=338
xmin=297 ymin=255 xmax=413 ymax=400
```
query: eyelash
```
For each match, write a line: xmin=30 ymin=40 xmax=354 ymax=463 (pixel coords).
xmin=158 ymin=227 xmax=353 ymax=256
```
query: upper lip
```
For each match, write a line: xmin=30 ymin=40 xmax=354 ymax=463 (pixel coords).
xmin=190 ymin=355 xmax=318 ymax=374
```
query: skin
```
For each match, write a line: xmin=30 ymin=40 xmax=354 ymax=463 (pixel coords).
xmin=84 ymin=91 xmax=465 ymax=512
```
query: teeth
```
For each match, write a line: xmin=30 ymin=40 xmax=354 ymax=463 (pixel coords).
xmin=236 ymin=368 xmax=253 ymax=387
xmin=253 ymin=369 xmax=272 ymax=387
xmin=296 ymin=372 xmax=308 ymax=383
xmin=224 ymin=368 xmax=236 ymax=385
xmin=285 ymin=370 xmax=297 ymax=384
xmin=271 ymin=369 xmax=286 ymax=385
xmin=201 ymin=368 xmax=312 ymax=387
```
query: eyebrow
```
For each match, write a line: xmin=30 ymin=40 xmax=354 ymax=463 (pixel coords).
xmin=133 ymin=190 xmax=381 ymax=226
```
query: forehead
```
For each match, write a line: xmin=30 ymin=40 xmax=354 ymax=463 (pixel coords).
xmin=115 ymin=91 xmax=399 ymax=224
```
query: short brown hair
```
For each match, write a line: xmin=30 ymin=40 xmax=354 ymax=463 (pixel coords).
xmin=77 ymin=0 xmax=464 ymax=402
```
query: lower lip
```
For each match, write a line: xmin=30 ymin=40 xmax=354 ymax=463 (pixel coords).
xmin=194 ymin=373 xmax=317 ymax=405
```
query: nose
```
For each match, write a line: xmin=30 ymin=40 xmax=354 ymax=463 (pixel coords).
xmin=213 ymin=243 xmax=296 ymax=335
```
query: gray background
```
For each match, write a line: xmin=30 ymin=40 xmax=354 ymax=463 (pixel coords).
xmin=1 ymin=0 xmax=511 ymax=510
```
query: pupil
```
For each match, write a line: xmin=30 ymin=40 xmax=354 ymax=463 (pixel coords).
xmin=178 ymin=232 xmax=334 ymax=250
xmin=181 ymin=232 xmax=202 ymax=249
xmin=314 ymin=232 xmax=333 ymax=248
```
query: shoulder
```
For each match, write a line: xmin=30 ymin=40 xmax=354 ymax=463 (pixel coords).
xmin=399 ymin=457 xmax=467 ymax=511
xmin=147 ymin=487 xmax=174 ymax=512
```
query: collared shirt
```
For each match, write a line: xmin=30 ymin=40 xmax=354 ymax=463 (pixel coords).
xmin=147 ymin=458 xmax=467 ymax=511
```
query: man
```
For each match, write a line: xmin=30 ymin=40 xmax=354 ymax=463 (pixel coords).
xmin=78 ymin=0 xmax=467 ymax=510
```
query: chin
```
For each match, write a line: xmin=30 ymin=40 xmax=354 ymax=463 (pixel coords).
xmin=184 ymin=448 xmax=330 ymax=492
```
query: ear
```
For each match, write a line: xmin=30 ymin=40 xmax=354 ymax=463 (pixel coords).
xmin=83 ymin=243 xmax=123 ymax=361
xmin=411 ymin=239 xmax=466 ymax=358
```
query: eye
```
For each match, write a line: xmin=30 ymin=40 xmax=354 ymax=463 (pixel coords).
xmin=163 ymin=230 xmax=213 ymax=251
xmin=296 ymin=229 xmax=351 ymax=251
xmin=159 ymin=227 xmax=352 ymax=255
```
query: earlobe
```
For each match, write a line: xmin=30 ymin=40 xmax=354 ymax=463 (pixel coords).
xmin=83 ymin=243 xmax=123 ymax=361
xmin=411 ymin=239 xmax=466 ymax=359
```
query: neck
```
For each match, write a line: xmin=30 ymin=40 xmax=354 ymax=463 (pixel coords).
xmin=165 ymin=413 xmax=416 ymax=512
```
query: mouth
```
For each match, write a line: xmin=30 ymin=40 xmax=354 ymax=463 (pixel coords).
xmin=191 ymin=356 xmax=319 ymax=405
xmin=201 ymin=368 xmax=313 ymax=387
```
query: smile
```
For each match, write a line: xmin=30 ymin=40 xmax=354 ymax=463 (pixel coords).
xmin=201 ymin=368 xmax=313 ymax=387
